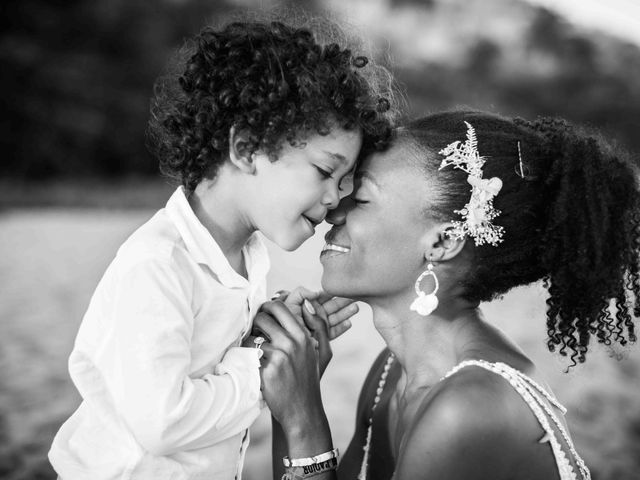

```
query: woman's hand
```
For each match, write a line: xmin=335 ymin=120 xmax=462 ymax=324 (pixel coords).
xmin=316 ymin=292 xmax=359 ymax=340
xmin=255 ymin=291 xmax=339 ymax=376
xmin=273 ymin=287 xmax=358 ymax=341
xmin=246 ymin=300 xmax=331 ymax=433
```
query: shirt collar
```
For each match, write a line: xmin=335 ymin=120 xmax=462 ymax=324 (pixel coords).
xmin=165 ymin=187 xmax=270 ymax=289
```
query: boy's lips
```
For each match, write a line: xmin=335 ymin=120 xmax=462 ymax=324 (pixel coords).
xmin=302 ymin=215 xmax=322 ymax=231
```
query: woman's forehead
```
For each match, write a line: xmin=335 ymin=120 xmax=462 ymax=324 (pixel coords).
xmin=357 ymin=143 xmax=419 ymax=184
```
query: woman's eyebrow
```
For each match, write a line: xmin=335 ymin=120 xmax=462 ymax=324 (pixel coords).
xmin=354 ymin=170 xmax=381 ymax=190
xmin=323 ymin=151 xmax=348 ymax=165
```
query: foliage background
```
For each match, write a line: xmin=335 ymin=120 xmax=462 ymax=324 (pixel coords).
xmin=2 ymin=0 xmax=640 ymax=185
xmin=1 ymin=0 xmax=639 ymax=479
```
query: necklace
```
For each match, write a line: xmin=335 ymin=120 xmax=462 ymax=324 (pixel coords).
xmin=358 ymin=352 xmax=395 ymax=480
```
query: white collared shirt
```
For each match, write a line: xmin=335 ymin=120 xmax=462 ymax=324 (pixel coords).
xmin=49 ymin=187 xmax=270 ymax=480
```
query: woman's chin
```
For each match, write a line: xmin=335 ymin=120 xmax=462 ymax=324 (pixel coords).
xmin=320 ymin=274 xmax=358 ymax=299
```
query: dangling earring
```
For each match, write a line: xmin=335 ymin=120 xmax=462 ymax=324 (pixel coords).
xmin=410 ymin=259 xmax=439 ymax=316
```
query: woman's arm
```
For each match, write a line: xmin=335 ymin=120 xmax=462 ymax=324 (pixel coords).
xmin=250 ymin=300 xmax=337 ymax=479
xmin=270 ymin=349 xmax=394 ymax=480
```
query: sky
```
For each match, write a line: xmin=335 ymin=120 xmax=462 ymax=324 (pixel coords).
xmin=523 ymin=0 xmax=640 ymax=47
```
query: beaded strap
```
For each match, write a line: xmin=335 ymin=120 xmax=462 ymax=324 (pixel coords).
xmin=442 ymin=360 xmax=591 ymax=480
xmin=358 ymin=352 xmax=395 ymax=480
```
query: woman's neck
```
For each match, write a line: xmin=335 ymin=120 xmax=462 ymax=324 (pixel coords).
xmin=370 ymin=293 xmax=482 ymax=391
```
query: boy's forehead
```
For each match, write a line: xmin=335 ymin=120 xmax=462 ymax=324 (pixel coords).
xmin=311 ymin=127 xmax=363 ymax=158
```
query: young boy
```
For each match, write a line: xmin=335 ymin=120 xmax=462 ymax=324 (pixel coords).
xmin=48 ymin=17 xmax=393 ymax=480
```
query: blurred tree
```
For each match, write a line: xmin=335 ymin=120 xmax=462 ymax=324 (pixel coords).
xmin=1 ymin=0 xmax=235 ymax=179
xmin=390 ymin=0 xmax=436 ymax=8
xmin=394 ymin=4 xmax=640 ymax=163
xmin=2 ymin=0 xmax=639 ymax=181
xmin=465 ymin=39 xmax=501 ymax=78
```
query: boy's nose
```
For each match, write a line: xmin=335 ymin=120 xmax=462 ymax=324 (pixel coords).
xmin=322 ymin=184 xmax=340 ymax=210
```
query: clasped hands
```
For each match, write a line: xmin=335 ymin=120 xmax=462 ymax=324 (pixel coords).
xmin=242 ymin=288 xmax=358 ymax=428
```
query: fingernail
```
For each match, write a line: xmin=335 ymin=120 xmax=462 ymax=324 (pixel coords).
xmin=304 ymin=299 xmax=316 ymax=315
xmin=344 ymin=320 xmax=352 ymax=328
xmin=270 ymin=292 xmax=282 ymax=300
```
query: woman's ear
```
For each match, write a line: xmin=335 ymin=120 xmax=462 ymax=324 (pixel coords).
xmin=228 ymin=126 xmax=256 ymax=174
xmin=426 ymin=224 xmax=466 ymax=262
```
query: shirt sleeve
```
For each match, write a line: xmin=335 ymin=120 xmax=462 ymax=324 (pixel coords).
xmin=96 ymin=258 xmax=262 ymax=456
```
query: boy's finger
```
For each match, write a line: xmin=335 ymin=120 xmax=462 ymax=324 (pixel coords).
xmin=260 ymin=300 xmax=308 ymax=340
xmin=271 ymin=290 xmax=290 ymax=301
xmin=283 ymin=287 xmax=320 ymax=307
xmin=328 ymin=319 xmax=352 ymax=341
xmin=327 ymin=302 xmax=359 ymax=327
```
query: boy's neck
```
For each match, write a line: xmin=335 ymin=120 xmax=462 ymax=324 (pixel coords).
xmin=188 ymin=174 xmax=254 ymax=278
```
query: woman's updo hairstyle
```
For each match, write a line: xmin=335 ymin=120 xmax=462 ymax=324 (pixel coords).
xmin=402 ymin=111 xmax=640 ymax=365
xmin=148 ymin=13 xmax=397 ymax=191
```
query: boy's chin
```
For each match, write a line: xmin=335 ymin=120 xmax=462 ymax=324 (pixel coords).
xmin=271 ymin=233 xmax=307 ymax=252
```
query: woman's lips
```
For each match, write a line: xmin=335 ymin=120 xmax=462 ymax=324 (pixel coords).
xmin=321 ymin=243 xmax=351 ymax=255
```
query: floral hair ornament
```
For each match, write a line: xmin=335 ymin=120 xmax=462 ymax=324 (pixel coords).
xmin=438 ymin=121 xmax=505 ymax=247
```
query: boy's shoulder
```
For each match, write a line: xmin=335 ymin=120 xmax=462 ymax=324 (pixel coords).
xmin=116 ymin=208 xmax=185 ymax=267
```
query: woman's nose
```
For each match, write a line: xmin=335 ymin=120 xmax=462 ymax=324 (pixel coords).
xmin=326 ymin=197 xmax=352 ymax=225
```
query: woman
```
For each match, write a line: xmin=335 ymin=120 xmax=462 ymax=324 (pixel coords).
xmin=247 ymin=111 xmax=640 ymax=480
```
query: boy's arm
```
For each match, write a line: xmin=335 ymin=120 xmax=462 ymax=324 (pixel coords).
xmin=88 ymin=259 xmax=262 ymax=456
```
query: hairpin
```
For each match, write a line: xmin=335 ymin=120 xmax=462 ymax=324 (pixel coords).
xmin=515 ymin=141 xmax=530 ymax=179
xmin=438 ymin=121 xmax=504 ymax=247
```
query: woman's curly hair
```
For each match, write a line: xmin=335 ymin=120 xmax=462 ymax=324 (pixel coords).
xmin=148 ymin=17 xmax=396 ymax=192
xmin=402 ymin=111 xmax=640 ymax=366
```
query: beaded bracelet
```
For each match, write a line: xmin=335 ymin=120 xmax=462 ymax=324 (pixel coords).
xmin=283 ymin=447 xmax=339 ymax=467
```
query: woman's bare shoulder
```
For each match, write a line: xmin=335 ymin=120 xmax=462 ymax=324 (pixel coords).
xmin=394 ymin=367 xmax=527 ymax=480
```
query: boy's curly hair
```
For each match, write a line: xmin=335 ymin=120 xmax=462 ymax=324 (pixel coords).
xmin=148 ymin=16 xmax=397 ymax=191
xmin=402 ymin=111 xmax=640 ymax=366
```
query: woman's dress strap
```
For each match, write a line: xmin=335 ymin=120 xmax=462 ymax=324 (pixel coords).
xmin=441 ymin=360 xmax=591 ymax=480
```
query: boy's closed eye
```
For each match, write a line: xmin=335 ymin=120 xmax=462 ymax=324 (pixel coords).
xmin=314 ymin=165 xmax=334 ymax=179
